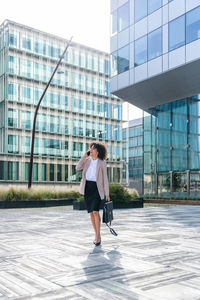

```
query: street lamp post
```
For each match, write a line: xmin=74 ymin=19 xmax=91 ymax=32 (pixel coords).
xmin=28 ymin=37 xmax=73 ymax=189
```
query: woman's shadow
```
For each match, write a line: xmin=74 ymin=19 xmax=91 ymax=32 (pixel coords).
xmin=81 ymin=245 xmax=128 ymax=286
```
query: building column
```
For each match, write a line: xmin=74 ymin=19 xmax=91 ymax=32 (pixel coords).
xmin=54 ymin=164 xmax=57 ymax=182
xmin=111 ymin=167 xmax=114 ymax=183
xmin=62 ymin=163 xmax=65 ymax=182
xmin=18 ymin=160 xmax=22 ymax=181
xmin=68 ymin=163 xmax=72 ymax=182
xmin=38 ymin=162 xmax=42 ymax=182
xmin=187 ymin=170 xmax=190 ymax=196
xmin=46 ymin=163 xmax=50 ymax=181
xmin=154 ymin=172 xmax=158 ymax=195
xmin=170 ymin=171 xmax=173 ymax=194
xmin=4 ymin=161 xmax=8 ymax=180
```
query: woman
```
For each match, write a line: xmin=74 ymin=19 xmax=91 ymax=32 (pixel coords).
xmin=76 ymin=142 xmax=110 ymax=246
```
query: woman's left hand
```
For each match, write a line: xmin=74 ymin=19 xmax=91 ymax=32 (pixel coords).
xmin=106 ymin=196 xmax=110 ymax=202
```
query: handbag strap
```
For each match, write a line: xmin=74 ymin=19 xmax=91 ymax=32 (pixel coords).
xmin=106 ymin=222 xmax=118 ymax=236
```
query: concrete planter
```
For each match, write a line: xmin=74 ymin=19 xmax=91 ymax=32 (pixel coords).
xmin=73 ymin=198 xmax=143 ymax=210
xmin=144 ymin=199 xmax=200 ymax=205
xmin=0 ymin=198 xmax=75 ymax=209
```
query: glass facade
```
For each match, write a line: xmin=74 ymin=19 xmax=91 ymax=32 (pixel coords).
xmin=169 ymin=15 xmax=185 ymax=51
xmin=122 ymin=118 xmax=143 ymax=194
xmin=111 ymin=2 xmax=200 ymax=76
xmin=134 ymin=27 xmax=162 ymax=67
xmin=144 ymin=97 xmax=200 ymax=196
xmin=0 ymin=20 xmax=123 ymax=184
xmin=169 ymin=6 xmax=200 ymax=52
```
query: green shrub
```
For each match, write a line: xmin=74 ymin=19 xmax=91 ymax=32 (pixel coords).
xmin=76 ymin=184 xmax=136 ymax=203
xmin=4 ymin=188 xmax=29 ymax=202
xmin=0 ymin=187 xmax=79 ymax=201
xmin=109 ymin=184 xmax=133 ymax=203
xmin=77 ymin=195 xmax=84 ymax=202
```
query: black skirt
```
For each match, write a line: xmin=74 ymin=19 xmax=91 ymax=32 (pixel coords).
xmin=84 ymin=180 xmax=101 ymax=213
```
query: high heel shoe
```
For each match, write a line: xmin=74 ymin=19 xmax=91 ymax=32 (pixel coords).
xmin=94 ymin=238 xmax=101 ymax=246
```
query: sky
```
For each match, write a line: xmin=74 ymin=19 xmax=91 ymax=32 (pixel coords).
xmin=0 ymin=0 xmax=143 ymax=121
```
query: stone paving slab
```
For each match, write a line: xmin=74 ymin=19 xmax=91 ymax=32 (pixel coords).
xmin=0 ymin=205 xmax=200 ymax=299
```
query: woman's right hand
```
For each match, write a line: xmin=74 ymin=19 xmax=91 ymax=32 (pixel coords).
xmin=84 ymin=150 xmax=90 ymax=158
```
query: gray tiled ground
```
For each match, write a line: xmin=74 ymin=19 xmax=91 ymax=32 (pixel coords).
xmin=0 ymin=205 xmax=200 ymax=300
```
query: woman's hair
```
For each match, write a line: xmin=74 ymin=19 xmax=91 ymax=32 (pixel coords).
xmin=89 ymin=142 xmax=108 ymax=160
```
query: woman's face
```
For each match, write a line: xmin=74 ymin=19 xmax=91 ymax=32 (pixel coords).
xmin=90 ymin=145 xmax=98 ymax=159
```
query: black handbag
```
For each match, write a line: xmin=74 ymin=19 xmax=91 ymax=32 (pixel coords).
xmin=103 ymin=201 xmax=118 ymax=236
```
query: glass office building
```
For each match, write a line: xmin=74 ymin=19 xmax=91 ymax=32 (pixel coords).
xmin=110 ymin=0 xmax=200 ymax=110
xmin=144 ymin=97 xmax=200 ymax=196
xmin=110 ymin=0 xmax=200 ymax=196
xmin=122 ymin=118 xmax=143 ymax=194
xmin=0 ymin=20 xmax=123 ymax=187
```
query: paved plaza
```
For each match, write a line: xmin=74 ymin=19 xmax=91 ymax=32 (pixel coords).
xmin=0 ymin=205 xmax=200 ymax=299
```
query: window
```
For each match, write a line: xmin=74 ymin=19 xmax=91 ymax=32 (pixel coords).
xmin=186 ymin=6 xmax=200 ymax=44
xmin=22 ymin=37 xmax=32 ymax=50
xmin=134 ymin=35 xmax=147 ymax=67
xmin=21 ymin=137 xmax=30 ymax=154
xmin=148 ymin=0 xmax=162 ymax=14
xmin=8 ymin=109 xmax=18 ymax=127
xmin=105 ymin=103 xmax=111 ymax=118
xmin=42 ymin=164 xmax=47 ymax=181
xmin=113 ymin=125 xmax=121 ymax=141
xmin=169 ymin=15 xmax=185 ymax=51
xmin=8 ymin=83 xmax=18 ymax=101
xmin=9 ymin=30 xmax=18 ymax=47
xmin=8 ymin=135 xmax=19 ymax=153
xmin=57 ymin=164 xmax=62 ymax=181
xmin=135 ymin=0 xmax=147 ymax=23
xmin=118 ymin=45 xmax=129 ymax=74
xmin=111 ymin=2 xmax=129 ymax=35
xmin=65 ymin=165 xmax=68 ymax=181
xmin=72 ymin=142 xmax=83 ymax=158
xmin=21 ymin=111 xmax=31 ymax=130
xmin=105 ymin=59 xmax=109 ymax=75
xmin=118 ymin=2 xmax=129 ymax=32
xmin=111 ymin=51 xmax=118 ymax=76
xmin=148 ymin=27 xmax=162 ymax=61
xmin=33 ymin=163 xmax=38 ymax=181
xmin=50 ymin=164 xmax=54 ymax=181
xmin=8 ymin=162 xmax=19 ymax=181
xmin=86 ymin=121 xmax=96 ymax=138
xmin=8 ymin=56 xmax=19 ymax=75
xmin=111 ymin=10 xmax=117 ymax=35
xmin=0 ymin=161 xmax=5 ymax=180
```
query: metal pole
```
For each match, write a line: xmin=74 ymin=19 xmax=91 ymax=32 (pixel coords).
xmin=28 ymin=37 xmax=73 ymax=189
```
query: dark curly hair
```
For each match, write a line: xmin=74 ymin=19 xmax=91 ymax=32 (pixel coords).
xmin=89 ymin=142 xmax=108 ymax=160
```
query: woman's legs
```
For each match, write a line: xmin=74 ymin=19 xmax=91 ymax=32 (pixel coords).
xmin=93 ymin=211 xmax=101 ymax=242
xmin=90 ymin=212 xmax=98 ymax=240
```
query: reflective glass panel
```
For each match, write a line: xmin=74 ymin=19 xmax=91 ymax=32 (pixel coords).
xmin=171 ymin=100 xmax=187 ymax=171
xmin=111 ymin=51 xmax=118 ymax=76
xmin=50 ymin=164 xmax=54 ymax=181
xmin=57 ymin=164 xmax=62 ymax=181
xmin=42 ymin=164 xmax=46 ymax=181
xmin=118 ymin=2 xmax=129 ymax=32
xmin=148 ymin=0 xmax=162 ymax=14
xmin=148 ymin=27 xmax=162 ymax=61
xmin=135 ymin=0 xmax=147 ymax=23
xmin=190 ymin=172 xmax=200 ymax=195
xmin=169 ymin=15 xmax=185 ymax=51
xmin=188 ymin=99 xmax=200 ymax=170
xmin=118 ymin=45 xmax=129 ymax=74
xmin=134 ymin=35 xmax=147 ymax=67
xmin=158 ymin=173 xmax=170 ymax=194
xmin=111 ymin=10 xmax=117 ymax=35
xmin=173 ymin=172 xmax=187 ymax=195
xmin=186 ymin=6 xmax=200 ymax=44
